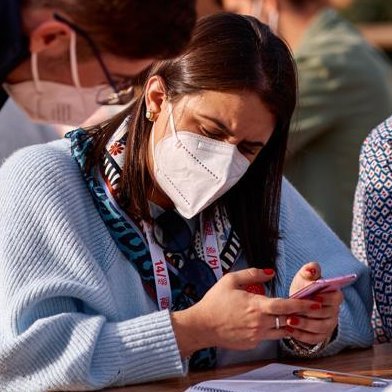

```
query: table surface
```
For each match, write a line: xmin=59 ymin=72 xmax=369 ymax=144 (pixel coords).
xmin=105 ymin=343 xmax=392 ymax=392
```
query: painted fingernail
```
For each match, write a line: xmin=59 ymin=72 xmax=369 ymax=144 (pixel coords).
xmin=288 ymin=316 xmax=300 ymax=326
xmin=306 ymin=267 xmax=317 ymax=276
xmin=314 ymin=295 xmax=324 ymax=303
xmin=285 ymin=326 xmax=295 ymax=333
xmin=310 ymin=303 xmax=321 ymax=310
xmin=263 ymin=269 xmax=274 ymax=275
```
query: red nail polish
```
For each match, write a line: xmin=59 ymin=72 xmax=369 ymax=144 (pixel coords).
xmin=263 ymin=269 xmax=274 ymax=275
xmin=306 ymin=267 xmax=317 ymax=275
xmin=310 ymin=303 xmax=321 ymax=310
xmin=314 ymin=295 xmax=324 ymax=303
xmin=285 ymin=326 xmax=294 ymax=333
xmin=288 ymin=316 xmax=300 ymax=326
xmin=245 ymin=283 xmax=265 ymax=295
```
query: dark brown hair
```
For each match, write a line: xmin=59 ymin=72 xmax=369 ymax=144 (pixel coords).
xmin=85 ymin=13 xmax=297 ymax=270
xmin=22 ymin=0 xmax=197 ymax=59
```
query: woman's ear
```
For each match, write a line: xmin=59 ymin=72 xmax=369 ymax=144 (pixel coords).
xmin=29 ymin=20 xmax=72 ymax=56
xmin=144 ymin=76 xmax=167 ymax=120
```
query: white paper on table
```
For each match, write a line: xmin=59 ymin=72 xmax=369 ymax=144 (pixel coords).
xmin=186 ymin=363 xmax=391 ymax=392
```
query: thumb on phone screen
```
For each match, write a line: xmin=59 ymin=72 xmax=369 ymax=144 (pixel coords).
xmin=289 ymin=262 xmax=321 ymax=297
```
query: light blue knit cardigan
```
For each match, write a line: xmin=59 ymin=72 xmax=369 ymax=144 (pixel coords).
xmin=0 ymin=139 xmax=373 ymax=391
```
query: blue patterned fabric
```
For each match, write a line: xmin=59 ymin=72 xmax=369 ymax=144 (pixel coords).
xmin=352 ymin=116 xmax=392 ymax=343
xmin=66 ymin=127 xmax=243 ymax=369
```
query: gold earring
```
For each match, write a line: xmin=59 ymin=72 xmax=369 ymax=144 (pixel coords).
xmin=146 ymin=109 xmax=155 ymax=122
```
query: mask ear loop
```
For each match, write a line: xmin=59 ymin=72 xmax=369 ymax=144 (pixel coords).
xmin=31 ymin=52 xmax=43 ymax=94
xmin=151 ymin=96 xmax=175 ymax=168
xmin=69 ymin=31 xmax=82 ymax=89
xmin=151 ymin=121 xmax=157 ymax=168
xmin=151 ymin=101 xmax=180 ymax=166
xmin=167 ymin=102 xmax=182 ymax=148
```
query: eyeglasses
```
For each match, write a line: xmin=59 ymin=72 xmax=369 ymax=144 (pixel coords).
xmin=53 ymin=13 xmax=134 ymax=105
xmin=153 ymin=210 xmax=217 ymax=299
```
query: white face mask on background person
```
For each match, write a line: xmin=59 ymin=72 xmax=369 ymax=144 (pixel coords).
xmin=3 ymin=31 xmax=106 ymax=126
xmin=151 ymin=102 xmax=251 ymax=219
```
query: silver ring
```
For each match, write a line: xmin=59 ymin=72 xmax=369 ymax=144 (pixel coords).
xmin=275 ymin=316 xmax=280 ymax=330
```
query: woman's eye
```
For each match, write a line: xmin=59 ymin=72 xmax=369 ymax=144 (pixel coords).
xmin=238 ymin=144 xmax=259 ymax=156
xmin=200 ymin=127 xmax=223 ymax=140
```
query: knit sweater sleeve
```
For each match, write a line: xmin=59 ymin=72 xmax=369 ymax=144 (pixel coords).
xmin=0 ymin=142 xmax=185 ymax=391
xmin=277 ymin=178 xmax=374 ymax=356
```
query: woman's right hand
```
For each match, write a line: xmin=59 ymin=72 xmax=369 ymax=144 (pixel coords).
xmin=171 ymin=268 xmax=321 ymax=358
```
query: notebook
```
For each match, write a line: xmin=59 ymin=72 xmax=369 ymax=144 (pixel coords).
xmin=186 ymin=363 xmax=391 ymax=392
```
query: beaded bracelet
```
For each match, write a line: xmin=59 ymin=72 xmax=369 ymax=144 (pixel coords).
xmin=283 ymin=337 xmax=327 ymax=358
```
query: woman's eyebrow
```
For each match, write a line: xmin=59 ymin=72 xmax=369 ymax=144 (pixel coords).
xmin=198 ymin=113 xmax=266 ymax=147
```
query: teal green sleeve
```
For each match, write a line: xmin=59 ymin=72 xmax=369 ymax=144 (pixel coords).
xmin=288 ymin=54 xmax=340 ymax=156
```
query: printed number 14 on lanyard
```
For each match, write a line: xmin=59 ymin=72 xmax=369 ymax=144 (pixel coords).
xmin=143 ymin=214 xmax=223 ymax=311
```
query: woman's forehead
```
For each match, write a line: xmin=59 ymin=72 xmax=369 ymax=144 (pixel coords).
xmin=177 ymin=91 xmax=273 ymax=123
xmin=174 ymin=90 xmax=275 ymax=140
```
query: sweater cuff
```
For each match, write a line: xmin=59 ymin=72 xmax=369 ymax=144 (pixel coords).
xmin=94 ymin=309 xmax=186 ymax=386
xmin=321 ymin=301 xmax=372 ymax=356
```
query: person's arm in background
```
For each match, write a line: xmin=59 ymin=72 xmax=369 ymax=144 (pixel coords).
xmin=0 ymin=98 xmax=59 ymax=165
xmin=286 ymin=52 xmax=339 ymax=157
xmin=352 ymin=118 xmax=392 ymax=340
xmin=278 ymin=178 xmax=374 ymax=355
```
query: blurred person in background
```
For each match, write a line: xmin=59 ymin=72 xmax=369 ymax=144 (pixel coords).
xmin=223 ymin=0 xmax=392 ymax=244
xmin=0 ymin=0 xmax=196 ymax=164
xmin=196 ymin=0 xmax=223 ymax=16
xmin=339 ymin=0 xmax=392 ymax=23
xmin=329 ymin=0 xmax=354 ymax=10
xmin=352 ymin=116 xmax=392 ymax=344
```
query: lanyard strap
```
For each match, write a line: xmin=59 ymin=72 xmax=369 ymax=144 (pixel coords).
xmin=144 ymin=214 xmax=223 ymax=311
xmin=200 ymin=214 xmax=223 ymax=280
xmin=143 ymin=222 xmax=172 ymax=310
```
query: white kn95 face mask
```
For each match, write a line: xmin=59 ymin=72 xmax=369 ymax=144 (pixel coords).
xmin=3 ymin=31 xmax=105 ymax=126
xmin=151 ymin=102 xmax=250 ymax=219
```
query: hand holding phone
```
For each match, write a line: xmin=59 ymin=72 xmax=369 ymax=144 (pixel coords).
xmin=289 ymin=273 xmax=357 ymax=299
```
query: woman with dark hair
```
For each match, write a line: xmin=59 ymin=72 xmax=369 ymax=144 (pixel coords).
xmin=0 ymin=13 xmax=372 ymax=391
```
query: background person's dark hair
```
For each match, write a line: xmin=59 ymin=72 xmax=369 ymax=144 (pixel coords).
xmin=22 ymin=0 xmax=197 ymax=60
xmin=86 ymin=13 xmax=297 ymax=271
xmin=282 ymin=0 xmax=328 ymax=12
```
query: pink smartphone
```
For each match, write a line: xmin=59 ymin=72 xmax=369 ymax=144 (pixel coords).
xmin=289 ymin=273 xmax=358 ymax=299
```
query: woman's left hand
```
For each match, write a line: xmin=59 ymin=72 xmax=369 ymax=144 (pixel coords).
xmin=286 ymin=262 xmax=343 ymax=345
